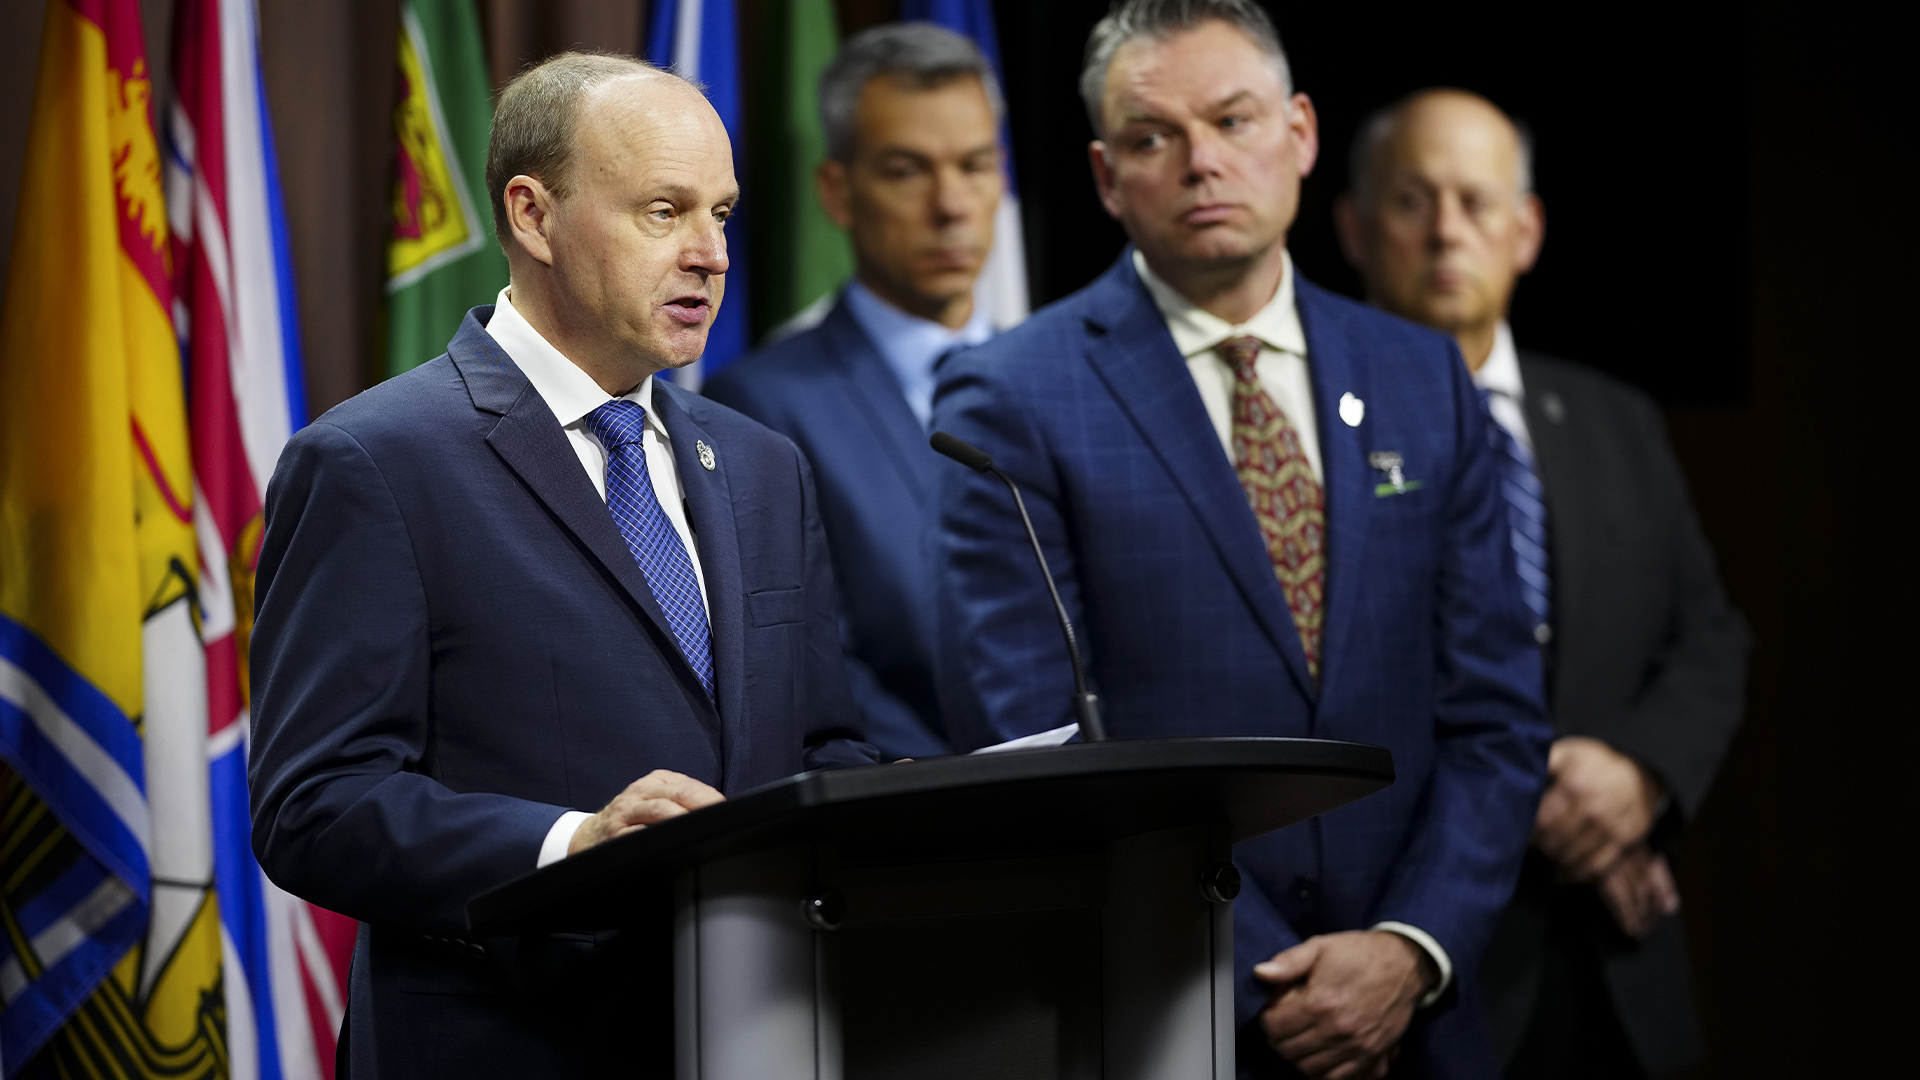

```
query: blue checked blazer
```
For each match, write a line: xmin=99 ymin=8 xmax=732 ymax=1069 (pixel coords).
xmin=249 ymin=308 xmax=873 ymax=1078
xmin=931 ymin=253 xmax=1551 ymax=1079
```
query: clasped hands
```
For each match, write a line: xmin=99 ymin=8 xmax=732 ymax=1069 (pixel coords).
xmin=1254 ymin=929 xmax=1437 ymax=1080
xmin=1533 ymin=736 xmax=1680 ymax=939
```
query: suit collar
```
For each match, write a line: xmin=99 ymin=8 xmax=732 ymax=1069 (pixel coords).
xmin=1294 ymin=279 xmax=1377 ymax=695
xmin=451 ymin=311 xmax=723 ymax=733
xmin=1078 ymin=252 xmax=1319 ymax=699
xmin=819 ymin=297 xmax=941 ymax=499
xmin=651 ymin=383 xmax=751 ymax=778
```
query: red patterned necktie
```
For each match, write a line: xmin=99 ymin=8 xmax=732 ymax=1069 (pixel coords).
xmin=1218 ymin=335 xmax=1326 ymax=677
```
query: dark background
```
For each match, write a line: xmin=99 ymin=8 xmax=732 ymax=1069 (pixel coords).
xmin=998 ymin=2 xmax=1751 ymax=407
xmin=1 ymin=1 xmax=1912 ymax=1075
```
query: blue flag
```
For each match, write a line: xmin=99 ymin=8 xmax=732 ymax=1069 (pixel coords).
xmin=647 ymin=0 xmax=750 ymax=387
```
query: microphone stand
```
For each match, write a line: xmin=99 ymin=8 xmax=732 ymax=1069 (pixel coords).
xmin=931 ymin=432 xmax=1107 ymax=743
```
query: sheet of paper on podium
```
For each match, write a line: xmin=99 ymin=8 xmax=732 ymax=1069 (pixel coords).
xmin=971 ymin=723 xmax=1078 ymax=754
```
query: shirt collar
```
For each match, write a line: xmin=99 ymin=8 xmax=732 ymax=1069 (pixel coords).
xmin=1132 ymin=248 xmax=1308 ymax=360
xmin=1473 ymin=321 xmax=1524 ymax=399
xmin=843 ymin=278 xmax=995 ymax=388
xmin=486 ymin=287 xmax=658 ymax=429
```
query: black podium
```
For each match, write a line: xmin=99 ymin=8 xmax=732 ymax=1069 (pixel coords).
xmin=469 ymin=737 xmax=1392 ymax=1080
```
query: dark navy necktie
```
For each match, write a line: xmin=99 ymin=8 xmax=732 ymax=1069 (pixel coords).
xmin=1480 ymin=388 xmax=1552 ymax=641
xmin=586 ymin=399 xmax=716 ymax=699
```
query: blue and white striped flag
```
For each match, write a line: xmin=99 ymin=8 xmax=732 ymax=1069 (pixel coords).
xmin=900 ymin=0 xmax=1030 ymax=330
xmin=647 ymin=0 xmax=750 ymax=389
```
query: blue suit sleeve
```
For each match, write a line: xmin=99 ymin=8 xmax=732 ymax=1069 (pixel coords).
xmin=1368 ymin=354 xmax=1553 ymax=976
xmin=931 ymin=357 xmax=1083 ymax=749
xmin=249 ymin=422 xmax=569 ymax=936
xmin=795 ymin=450 xmax=882 ymax=770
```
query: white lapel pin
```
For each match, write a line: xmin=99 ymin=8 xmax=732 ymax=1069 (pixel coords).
xmin=1339 ymin=392 xmax=1365 ymax=427
xmin=696 ymin=440 xmax=716 ymax=471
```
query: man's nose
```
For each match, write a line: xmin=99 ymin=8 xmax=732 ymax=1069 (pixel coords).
xmin=1183 ymin=125 xmax=1226 ymax=185
xmin=931 ymin=166 xmax=976 ymax=226
xmin=683 ymin=213 xmax=731 ymax=275
xmin=1431 ymin=192 xmax=1469 ymax=248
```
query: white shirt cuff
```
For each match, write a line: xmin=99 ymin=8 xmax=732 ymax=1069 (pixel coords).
xmin=1372 ymin=921 xmax=1453 ymax=1008
xmin=538 ymin=811 xmax=593 ymax=868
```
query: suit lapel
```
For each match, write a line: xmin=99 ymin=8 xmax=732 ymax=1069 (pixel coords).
xmin=653 ymin=383 xmax=747 ymax=776
xmin=450 ymin=310 xmax=708 ymax=704
xmin=819 ymin=300 xmax=940 ymax=504
xmin=1295 ymin=281 xmax=1376 ymax=698
xmin=1079 ymin=257 xmax=1317 ymax=698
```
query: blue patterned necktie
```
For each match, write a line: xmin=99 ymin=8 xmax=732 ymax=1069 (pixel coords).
xmin=586 ymin=399 xmax=716 ymax=699
xmin=1480 ymin=388 xmax=1552 ymax=641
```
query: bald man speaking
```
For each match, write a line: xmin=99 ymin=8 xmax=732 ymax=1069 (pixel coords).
xmin=249 ymin=54 xmax=872 ymax=1078
xmin=1337 ymin=90 xmax=1749 ymax=1079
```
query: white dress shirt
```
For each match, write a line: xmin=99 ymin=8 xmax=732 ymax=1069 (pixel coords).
xmin=1474 ymin=322 xmax=1533 ymax=453
xmin=1132 ymin=249 xmax=1322 ymax=483
xmin=842 ymin=279 xmax=995 ymax=429
xmin=1133 ymin=251 xmax=1453 ymax=1006
xmin=483 ymin=288 xmax=709 ymax=867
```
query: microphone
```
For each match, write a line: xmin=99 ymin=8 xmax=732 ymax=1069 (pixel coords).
xmin=930 ymin=431 xmax=1107 ymax=743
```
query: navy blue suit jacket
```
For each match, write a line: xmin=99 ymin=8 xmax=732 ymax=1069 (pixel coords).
xmin=932 ymin=254 xmax=1551 ymax=1078
xmin=703 ymin=296 xmax=951 ymax=758
xmin=250 ymin=309 xmax=872 ymax=1078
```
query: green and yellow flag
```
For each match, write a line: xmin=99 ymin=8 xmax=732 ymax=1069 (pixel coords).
xmin=386 ymin=0 xmax=506 ymax=376
xmin=745 ymin=0 xmax=856 ymax=340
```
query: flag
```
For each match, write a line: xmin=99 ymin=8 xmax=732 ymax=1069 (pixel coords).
xmin=743 ymin=0 xmax=854 ymax=342
xmin=899 ymin=0 xmax=1030 ymax=330
xmin=0 ymin=0 xmax=198 ymax=1073
xmin=385 ymin=0 xmax=508 ymax=377
xmin=168 ymin=1 xmax=354 ymax=1078
xmin=646 ymin=0 xmax=749 ymax=389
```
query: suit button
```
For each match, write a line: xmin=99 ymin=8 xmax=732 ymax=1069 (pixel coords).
xmin=1293 ymin=876 xmax=1317 ymax=902
xmin=1535 ymin=623 xmax=1553 ymax=644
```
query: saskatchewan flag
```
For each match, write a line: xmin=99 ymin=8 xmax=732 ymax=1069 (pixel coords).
xmin=386 ymin=0 xmax=506 ymax=377
xmin=745 ymin=0 xmax=855 ymax=341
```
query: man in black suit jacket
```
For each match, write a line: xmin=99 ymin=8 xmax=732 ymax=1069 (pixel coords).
xmin=1335 ymin=89 xmax=1749 ymax=1078
xmin=250 ymin=55 xmax=872 ymax=1078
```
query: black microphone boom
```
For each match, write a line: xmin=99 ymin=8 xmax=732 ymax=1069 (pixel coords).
xmin=930 ymin=431 xmax=1107 ymax=743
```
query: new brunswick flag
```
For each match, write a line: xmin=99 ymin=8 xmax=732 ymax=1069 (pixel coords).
xmin=385 ymin=0 xmax=506 ymax=377
xmin=1 ymin=0 xmax=350 ymax=1076
xmin=0 ymin=0 xmax=211 ymax=1074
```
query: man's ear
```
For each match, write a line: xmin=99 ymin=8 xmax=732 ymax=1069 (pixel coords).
xmin=1088 ymin=141 xmax=1123 ymax=221
xmin=1514 ymin=193 xmax=1545 ymax=275
xmin=504 ymin=174 xmax=556 ymax=267
xmin=1288 ymin=93 xmax=1320 ymax=178
xmin=815 ymin=159 xmax=853 ymax=231
xmin=1332 ymin=192 xmax=1367 ymax=272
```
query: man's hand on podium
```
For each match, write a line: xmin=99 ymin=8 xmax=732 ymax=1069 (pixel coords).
xmin=568 ymin=770 xmax=725 ymax=856
xmin=1253 ymin=930 xmax=1437 ymax=1080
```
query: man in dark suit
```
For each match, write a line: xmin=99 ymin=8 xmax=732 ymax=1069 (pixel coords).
xmin=249 ymin=55 xmax=872 ymax=1078
xmin=705 ymin=23 xmax=1006 ymax=758
xmin=1335 ymin=88 xmax=1749 ymax=1079
xmin=932 ymin=4 xmax=1551 ymax=1077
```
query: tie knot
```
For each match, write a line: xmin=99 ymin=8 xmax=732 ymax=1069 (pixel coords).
xmin=587 ymin=399 xmax=648 ymax=451
xmin=1216 ymin=335 xmax=1263 ymax=380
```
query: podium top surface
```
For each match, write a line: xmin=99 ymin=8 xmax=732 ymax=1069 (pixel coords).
xmin=468 ymin=736 xmax=1392 ymax=934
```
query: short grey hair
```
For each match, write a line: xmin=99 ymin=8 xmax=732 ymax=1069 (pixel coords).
xmin=487 ymin=51 xmax=679 ymax=244
xmin=819 ymin=22 xmax=1005 ymax=163
xmin=1348 ymin=91 xmax=1536 ymax=203
xmin=1079 ymin=0 xmax=1293 ymax=137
